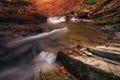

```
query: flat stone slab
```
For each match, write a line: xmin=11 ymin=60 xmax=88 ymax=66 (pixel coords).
xmin=60 ymin=46 xmax=120 ymax=77
xmin=90 ymin=47 xmax=120 ymax=62
xmin=57 ymin=51 xmax=120 ymax=80
xmin=69 ymin=54 xmax=120 ymax=77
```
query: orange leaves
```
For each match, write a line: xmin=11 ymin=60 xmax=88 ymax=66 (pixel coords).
xmin=59 ymin=66 xmax=67 ymax=74
xmin=33 ymin=0 xmax=81 ymax=16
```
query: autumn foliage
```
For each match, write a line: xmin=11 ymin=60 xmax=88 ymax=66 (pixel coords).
xmin=33 ymin=0 xmax=85 ymax=16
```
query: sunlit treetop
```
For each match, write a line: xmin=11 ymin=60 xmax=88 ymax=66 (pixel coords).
xmin=33 ymin=0 xmax=82 ymax=16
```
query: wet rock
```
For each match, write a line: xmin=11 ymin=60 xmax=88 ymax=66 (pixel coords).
xmin=65 ymin=12 xmax=90 ymax=21
xmin=101 ymin=25 xmax=120 ymax=43
xmin=76 ymin=12 xmax=90 ymax=19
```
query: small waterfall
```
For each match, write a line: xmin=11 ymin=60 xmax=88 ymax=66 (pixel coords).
xmin=70 ymin=17 xmax=80 ymax=22
xmin=37 ymin=51 xmax=56 ymax=64
xmin=34 ymin=51 xmax=58 ymax=73
xmin=70 ymin=17 xmax=93 ymax=22
xmin=47 ymin=16 xmax=66 ymax=24
xmin=47 ymin=16 xmax=93 ymax=24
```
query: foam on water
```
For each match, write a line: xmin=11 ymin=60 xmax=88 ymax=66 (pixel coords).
xmin=37 ymin=51 xmax=56 ymax=64
xmin=47 ymin=16 xmax=93 ymax=24
xmin=70 ymin=17 xmax=80 ymax=22
xmin=70 ymin=17 xmax=93 ymax=22
xmin=34 ymin=51 xmax=58 ymax=72
xmin=47 ymin=16 xmax=66 ymax=24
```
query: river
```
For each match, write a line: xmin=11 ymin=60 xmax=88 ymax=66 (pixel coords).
xmin=0 ymin=17 xmax=107 ymax=80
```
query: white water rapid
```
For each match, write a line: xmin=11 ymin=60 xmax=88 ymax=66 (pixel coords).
xmin=47 ymin=16 xmax=93 ymax=24
xmin=34 ymin=51 xmax=58 ymax=73
xmin=47 ymin=16 xmax=66 ymax=24
xmin=36 ymin=51 xmax=56 ymax=64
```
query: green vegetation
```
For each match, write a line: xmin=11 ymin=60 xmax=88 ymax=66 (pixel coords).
xmin=95 ymin=17 xmax=120 ymax=25
xmin=103 ymin=5 xmax=108 ymax=10
xmin=87 ymin=0 xmax=98 ymax=5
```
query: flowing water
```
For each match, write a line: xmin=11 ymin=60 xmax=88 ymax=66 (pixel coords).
xmin=0 ymin=17 xmax=107 ymax=80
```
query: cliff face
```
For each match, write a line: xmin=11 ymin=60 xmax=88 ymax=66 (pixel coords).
xmin=87 ymin=0 xmax=120 ymax=25
xmin=88 ymin=0 xmax=120 ymax=18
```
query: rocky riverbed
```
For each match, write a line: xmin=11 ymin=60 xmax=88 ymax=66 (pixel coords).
xmin=0 ymin=1 xmax=120 ymax=80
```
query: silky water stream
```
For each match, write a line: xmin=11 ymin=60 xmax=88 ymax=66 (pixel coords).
xmin=0 ymin=17 xmax=107 ymax=80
